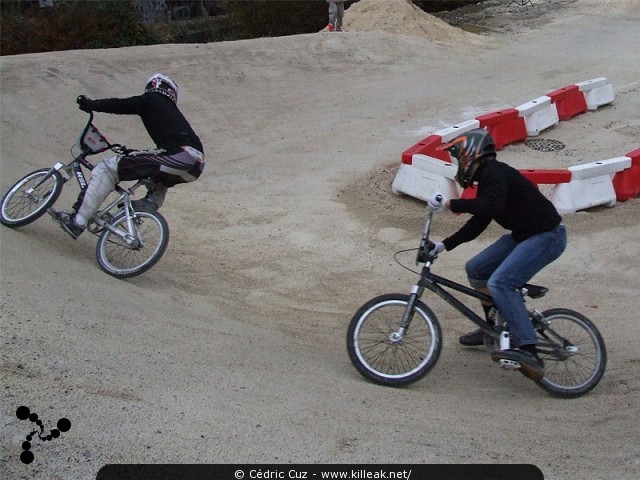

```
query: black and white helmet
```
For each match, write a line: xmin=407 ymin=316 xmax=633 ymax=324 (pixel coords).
xmin=145 ymin=73 xmax=178 ymax=104
xmin=441 ymin=128 xmax=496 ymax=188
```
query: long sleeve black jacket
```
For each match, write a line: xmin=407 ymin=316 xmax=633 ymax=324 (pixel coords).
xmin=443 ymin=160 xmax=562 ymax=251
xmin=84 ymin=92 xmax=204 ymax=154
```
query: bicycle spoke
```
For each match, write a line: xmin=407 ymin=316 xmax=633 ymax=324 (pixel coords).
xmin=96 ymin=210 xmax=169 ymax=278
xmin=535 ymin=309 xmax=606 ymax=398
xmin=347 ymin=296 xmax=441 ymax=385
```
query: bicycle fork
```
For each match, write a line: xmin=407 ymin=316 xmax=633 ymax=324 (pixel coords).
xmin=389 ymin=284 xmax=424 ymax=344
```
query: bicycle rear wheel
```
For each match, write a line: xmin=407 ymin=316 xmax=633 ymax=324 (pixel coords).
xmin=0 ymin=169 xmax=62 ymax=227
xmin=534 ymin=308 xmax=607 ymax=398
xmin=347 ymin=294 xmax=442 ymax=386
xmin=96 ymin=210 xmax=169 ymax=278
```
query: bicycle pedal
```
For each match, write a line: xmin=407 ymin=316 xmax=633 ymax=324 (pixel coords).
xmin=497 ymin=359 xmax=521 ymax=370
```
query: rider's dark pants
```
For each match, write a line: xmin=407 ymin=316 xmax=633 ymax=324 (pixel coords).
xmin=465 ymin=224 xmax=567 ymax=346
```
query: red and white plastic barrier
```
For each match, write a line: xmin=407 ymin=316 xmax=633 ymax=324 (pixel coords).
xmin=576 ymin=77 xmax=615 ymax=111
xmin=392 ymin=154 xmax=459 ymax=202
xmin=551 ymin=157 xmax=631 ymax=213
xmin=400 ymin=120 xmax=480 ymax=164
xmin=476 ymin=108 xmax=528 ymax=150
xmin=612 ymin=148 xmax=640 ymax=201
xmin=546 ymin=84 xmax=588 ymax=121
xmin=516 ymin=95 xmax=559 ymax=137
xmin=393 ymin=77 xmax=640 ymax=210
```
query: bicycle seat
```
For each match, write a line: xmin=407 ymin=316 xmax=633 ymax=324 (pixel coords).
xmin=520 ymin=284 xmax=548 ymax=299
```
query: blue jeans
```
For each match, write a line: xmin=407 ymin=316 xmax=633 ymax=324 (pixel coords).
xmin=465 ymin=224 xmax=567 ymax=346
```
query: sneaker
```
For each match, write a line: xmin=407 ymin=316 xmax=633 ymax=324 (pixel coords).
xmin=131 ymin=197 xmax=158 ymax=211
xmin=491 ymin=347 xmax=544 ymax=381
xmin=459 ymin=328 xmax=486 ymax=346
xmin=327 ymin=23 xmax=335 ymax=32
xmin=53 ymin=210 xmax=85 ymax=239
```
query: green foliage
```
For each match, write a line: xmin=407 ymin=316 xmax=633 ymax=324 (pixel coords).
xmin=1 ymin=0 xmax=156 ymax=56
xmin=0 ymin=1 xmax=479 ymax=55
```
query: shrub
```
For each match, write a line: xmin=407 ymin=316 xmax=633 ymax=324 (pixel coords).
xmin=1 ymin=0 xmax=156 ymax=56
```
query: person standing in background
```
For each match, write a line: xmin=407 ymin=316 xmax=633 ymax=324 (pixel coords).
xmin=327 ymin=0 xmax=346 ymax=32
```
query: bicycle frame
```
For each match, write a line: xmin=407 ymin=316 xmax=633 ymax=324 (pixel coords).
xmin=398 ymin=211 xmax=501 ymax=341
xmin=30 ymin=111 xmax=109 ymax=199
xmin=90 ymin=183 xmax=147 ymax=247
xmin=37 ymin=112 xmax=149 ymax=246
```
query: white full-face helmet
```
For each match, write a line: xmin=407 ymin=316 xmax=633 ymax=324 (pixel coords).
xmin=145 ymin=73 xmax=178 ymax=104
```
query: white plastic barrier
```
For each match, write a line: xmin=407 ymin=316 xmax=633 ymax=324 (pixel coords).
xmin=576 ymin=77 xmax=615 ymax=110
xmin=435 ymin=119 xmax=481 ymax=142
xmin=551 ymin=157 xmax=632 ymax=213
xmin=516 ymin=95 xmax=559 ymax=136
xmin=392 ymin=154 xmax=459 ymax=202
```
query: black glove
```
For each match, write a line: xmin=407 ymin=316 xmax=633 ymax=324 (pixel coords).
xmin=76 ymin=95 xmax=93 ymax=112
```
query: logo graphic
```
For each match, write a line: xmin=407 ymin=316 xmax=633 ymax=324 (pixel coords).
xmin=15 ymin=406 xmax=71 ymax=465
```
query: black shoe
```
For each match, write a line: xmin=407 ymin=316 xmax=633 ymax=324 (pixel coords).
xmin=459 ymin=328 xmax=486 ymax=346
xmin=131 ymin=198 xmax=157 ymax=211
xmin=53 ymin=210 xmax=85 ymax=239
xmin=491 ymin=347 xmax=544 ymax=381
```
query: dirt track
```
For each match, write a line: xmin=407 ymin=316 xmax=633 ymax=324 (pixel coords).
xmin=1 ymin=1 xmax=639 ymax=479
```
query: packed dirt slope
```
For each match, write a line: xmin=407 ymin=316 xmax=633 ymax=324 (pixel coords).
xmin=1 ymin=1 xmax=639 ymax=479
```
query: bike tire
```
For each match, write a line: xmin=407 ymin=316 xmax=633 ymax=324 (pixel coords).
xmin=0 ymin=169 xmax=63 ymax=227
xmin=534 ymin=308 xmax=607 ymax=398
xmin=96 ymin=210 xmax=169 ymax=278
xmin=347 ymin=293 xmax=442 ymax=386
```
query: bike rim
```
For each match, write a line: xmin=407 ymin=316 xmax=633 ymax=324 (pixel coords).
xmin=538 ymin=315 xmax=604 ymax=391
xmin=2 ymin=172 xmax=56 ymax=222
xmin=353 ymin=300 xmax=438 ymax=380
xmin=100 ymin=213 xmax=165 ymax=275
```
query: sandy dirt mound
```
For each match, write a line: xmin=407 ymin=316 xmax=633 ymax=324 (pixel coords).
xmin=342 ymin=0 xmax=486 ymax=44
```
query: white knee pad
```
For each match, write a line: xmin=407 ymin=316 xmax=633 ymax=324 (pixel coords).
xmin=77 ymin=156 xmax=120 ymax=221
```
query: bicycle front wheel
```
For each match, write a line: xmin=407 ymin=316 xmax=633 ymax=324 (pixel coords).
xmin=535 ymin=308 xmax=607 ymax=398
xmin=96 ymin=210 xmax=169 ymax=278
xmin=347 ymin=294 xmax=442 ymax=386
xmin=0 ymin=169 xmax=62 ymax=227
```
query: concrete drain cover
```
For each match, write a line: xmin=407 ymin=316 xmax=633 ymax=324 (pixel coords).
xmin=525 ymin=138 xmax=566 ymax=152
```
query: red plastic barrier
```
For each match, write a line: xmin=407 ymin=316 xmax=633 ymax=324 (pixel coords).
xmin=547 ymin=85 xmax=588 ymax=121
xmin=476 ymin=109 xmax=528 ymax=150
xmin=401 ymin=134 xmax=450 ymax=164
xmin=520 ymin=169 xmax=572 ymax=185
xmin=460 ymin=187 xmax=477 ymax=200
xmin=612 ymin=148 xmax=640 ymax=201
xmin=459 ymin=169 xmax=571 ymax=202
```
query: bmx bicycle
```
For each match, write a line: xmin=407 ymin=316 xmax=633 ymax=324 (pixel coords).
xmin=346 ymin=203 xmax=607 ymax=398
xmin=0 ymin=112 xmax=169 ymax=278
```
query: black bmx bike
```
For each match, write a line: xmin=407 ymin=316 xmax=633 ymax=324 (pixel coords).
xmin=346 ymin=207 xmax=607 ymax=398
xmin=0 ymin=112 xmax=169 ymax=278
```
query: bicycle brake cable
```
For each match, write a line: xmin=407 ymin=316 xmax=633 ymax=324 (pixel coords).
xmin=393 ymin=248 xmax=421 ymax=275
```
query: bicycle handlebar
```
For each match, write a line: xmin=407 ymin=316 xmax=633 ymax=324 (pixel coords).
xmin=77 ymin=109 xmax=126 ymax=155
xmin=416 ymin=210 xmax=435 ymax=265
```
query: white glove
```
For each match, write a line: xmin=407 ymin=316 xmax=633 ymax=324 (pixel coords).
xmin=428 ymin=241 xmax=445 ymax=257
xmin=427 ymin=192 xmax=447 ymax=212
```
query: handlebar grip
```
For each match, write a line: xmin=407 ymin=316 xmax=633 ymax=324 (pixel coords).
xmin=76 ymin=95 xmax=94 ymax=114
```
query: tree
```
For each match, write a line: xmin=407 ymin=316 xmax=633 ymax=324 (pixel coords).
xmin=135 ymin=0 xmax=167 ymax=23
